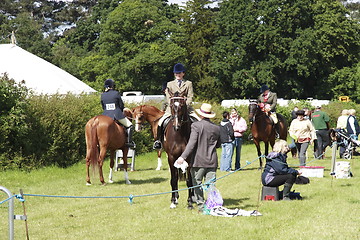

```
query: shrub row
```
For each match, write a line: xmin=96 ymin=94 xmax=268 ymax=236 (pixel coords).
xmin=0 ymin=76 xmax=358 ymax=170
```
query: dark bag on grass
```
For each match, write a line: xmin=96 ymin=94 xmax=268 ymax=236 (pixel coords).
xmin=295 ymin=176 xmax=310 ymax=185
xmin=289 ymin=191 xmax=303 ymax=200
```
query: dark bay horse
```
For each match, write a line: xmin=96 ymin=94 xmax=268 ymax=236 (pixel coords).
xmin=132 ymin=105 xmax=164 ymax=170
xmin=85 ymin=114 xmax=131 ymax=185
xmin=164 ymin=93 xmax=194 ymax=209
xmin=248 ymin=101 xmax=288 ymax=168
xmin=132 ymin=95 xmax=194 ymax=208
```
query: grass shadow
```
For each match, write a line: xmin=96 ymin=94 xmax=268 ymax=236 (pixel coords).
xmin=223 ymin=197 xmax=250 ymax=206
xmin=115 ymin=177 xmax=167 ymax=185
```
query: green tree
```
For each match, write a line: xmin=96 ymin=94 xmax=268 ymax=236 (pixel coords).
xmin=179 ymin=0 xmax=219 ymax=100
xmin=211 ymin=0 xmax=360 ymax=100
xmin=82 ymin=0 xmax=185 ymax=93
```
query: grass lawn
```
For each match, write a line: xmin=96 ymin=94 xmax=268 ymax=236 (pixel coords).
xmin=1 ymin=142 xmax=359 ymax=240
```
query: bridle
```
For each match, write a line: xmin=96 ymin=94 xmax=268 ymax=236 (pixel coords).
xmin=170 ymin=96 xmax=187 ymax=131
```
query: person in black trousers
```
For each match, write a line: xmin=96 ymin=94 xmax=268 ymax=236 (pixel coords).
xmin=262 ymin=139 xmax=301 ymax=200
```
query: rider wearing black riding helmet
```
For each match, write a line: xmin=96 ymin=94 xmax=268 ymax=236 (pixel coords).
xmin=257 ymin=84 xmax=280 ymax=138
xmin=101 ymin=79 xmax=135 ymax=148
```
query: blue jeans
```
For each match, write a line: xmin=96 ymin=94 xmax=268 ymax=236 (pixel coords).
xmin=233 ymin=137 xmax=243 ymax=170
xmin=220 ymin=142 xmax=233 ymax=171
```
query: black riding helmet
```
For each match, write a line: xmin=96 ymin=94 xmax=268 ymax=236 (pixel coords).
xmin=260 ymin=84 xmax=270 ymax=93
xmin=104 ymin=79 xmax=115 ymax=89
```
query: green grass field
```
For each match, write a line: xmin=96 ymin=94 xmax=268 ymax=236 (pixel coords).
xmin=1 ymin=142 xmax=359 ymax=240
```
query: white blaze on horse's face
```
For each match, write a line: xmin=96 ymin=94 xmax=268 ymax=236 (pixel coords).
xmin=134 ymin=115 xmax=141 ymax=132
xmin=174 ymin=102 xmax=180 ymax=107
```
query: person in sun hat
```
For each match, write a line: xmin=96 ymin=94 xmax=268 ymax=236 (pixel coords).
xmin=289 ymin=110 xmax=317 ymax=166
xmin=101 ymin=79 xmax=135 ymax=148
xmin=175 ymin=103 xmax=221 ymax=211
xmin=153 ymin=63 xmax=200 ymax=150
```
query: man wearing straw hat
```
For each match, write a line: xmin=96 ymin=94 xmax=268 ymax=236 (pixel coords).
xmin=175 ymin=103 xmax=221 ymax=211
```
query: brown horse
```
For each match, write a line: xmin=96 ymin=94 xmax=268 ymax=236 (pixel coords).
xmin=132 ymin=105 xmax=164 ymax=170
xmin=248 ymin=101 xmax=288 ymax=168
xmin=85 ymin=114 xmax=131 ymax=185
xmin=164 ymin=92 xmax=194 ymax=209
xmin=132 ymin=95 xmax=194 ymax=208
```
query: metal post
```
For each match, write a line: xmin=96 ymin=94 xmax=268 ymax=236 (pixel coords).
xmin=0 ymin=186 xmax=14 ymax=240
xmin=331 ymin=142 xmax=337 ymax=175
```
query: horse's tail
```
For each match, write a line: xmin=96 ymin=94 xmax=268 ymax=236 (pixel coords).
xmin=277 ymin=113 xmax=288 ymax=140
xmin=86 ymin=117 xmax=100 ymax=173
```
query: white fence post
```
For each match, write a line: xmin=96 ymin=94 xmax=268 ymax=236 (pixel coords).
xmin=0 ymin=186 xmax=14 ymax=240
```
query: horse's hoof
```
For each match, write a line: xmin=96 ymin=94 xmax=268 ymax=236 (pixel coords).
xmin=101 ymin=182 xmax=107 ymax=186
xmin=187 ymin=205 xmax=194 ymax=210
xmin=126 ymin=180 xmax=132 ymax=185
xmin=257 ymin=167 xmax=263 ymax=171
xmin=86 ymin=182 xmax=91 ymax=186
xmin=156 ymin=167 xmax=161 ymax=171
xmin=108 ymin=179 xmax=114 ymax=184
xmin=170 ymin=203 xmax=177 ymax=209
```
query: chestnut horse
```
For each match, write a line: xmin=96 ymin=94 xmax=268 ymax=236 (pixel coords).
xmin=132 ymin=105 xmax=164 ymax=170
xmin=85 ymin=114 xmax=131 ymax=185
xmin=248 ymin=101 xmax=288 ymax=168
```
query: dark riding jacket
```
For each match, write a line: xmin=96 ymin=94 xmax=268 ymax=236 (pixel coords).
xmin=101 ymin=89 xmax=125 ymax=120
xmin=262 ymin=152 xmax=298 ymax=185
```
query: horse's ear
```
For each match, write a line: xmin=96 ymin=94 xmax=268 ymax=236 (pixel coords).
xmin=123 ymin=108 xmax=133 ymax=119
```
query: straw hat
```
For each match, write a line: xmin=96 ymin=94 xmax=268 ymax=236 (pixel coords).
xmin=196 ymin=103 xmax=216 ymax=118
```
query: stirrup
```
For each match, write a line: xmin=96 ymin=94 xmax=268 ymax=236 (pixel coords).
xmin=126 ymin=141 xmax=136 ymax=149
xmin=248 ymin=133 xmax=253 ymax=141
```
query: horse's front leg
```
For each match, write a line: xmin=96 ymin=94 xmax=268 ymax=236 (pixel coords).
xmin=108 ymin=150 xmax=115 ymax=183
xmin=186 ymin=163 xmax=194 ymax=210
xmin=169 ymin=161 xmax=179 ymax=209
xmin=156 ymin=150 xmax=162 ymax=171
xmin=254 ymin=140 xmax=263 ymax=169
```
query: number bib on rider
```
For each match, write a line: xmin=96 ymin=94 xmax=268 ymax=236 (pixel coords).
xmin=105 ymin=103 xmax=116 ymax=110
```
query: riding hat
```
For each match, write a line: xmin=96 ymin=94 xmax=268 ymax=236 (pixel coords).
xmin=173 ymin=63 xmax=186 ymax=73
xmin=196 ymin=103 xmax=216 ymax=118
xmin=104 ymin=79 xmax=115 ymax=89
xmin=260 ymin=84 xmax=270 ymax=93
xmin=295 ymin=110 xmax=305 ymax=116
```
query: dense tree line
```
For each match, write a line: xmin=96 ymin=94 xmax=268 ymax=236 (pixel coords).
xmin=0 ymin=0 xmax=359 ymax=102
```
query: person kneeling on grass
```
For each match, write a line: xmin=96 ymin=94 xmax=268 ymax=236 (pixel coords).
xmin=261 ymin=139 xmax=301 ymax=201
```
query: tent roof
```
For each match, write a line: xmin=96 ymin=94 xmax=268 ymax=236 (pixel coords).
xmin=0 ymin=44 xmax=97 ymax=95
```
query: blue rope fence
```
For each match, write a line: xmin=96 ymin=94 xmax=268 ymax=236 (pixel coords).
xmin=1 ymin=144 xmax=332 ymax=205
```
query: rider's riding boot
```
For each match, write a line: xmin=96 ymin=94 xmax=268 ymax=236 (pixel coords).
xmin=126 ymin=125 xmax=136 ymax=148
xmin=275 ymin=123 xmax=280 ymax=139
xmin=153 ymin=125 xmax=163 ymax=150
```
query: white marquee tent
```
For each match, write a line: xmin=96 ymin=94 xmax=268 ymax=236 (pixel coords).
xmin=0 ymin=44 xmax=97 ymax=95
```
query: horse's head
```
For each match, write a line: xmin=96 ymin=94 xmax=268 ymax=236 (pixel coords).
xmin=169 ymin=91 xmax=187 ymax=131
xmin=248 ymin=100 xmax=259 ymax=122
xmin=132 ymin=105 xmax=146 ymax=132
